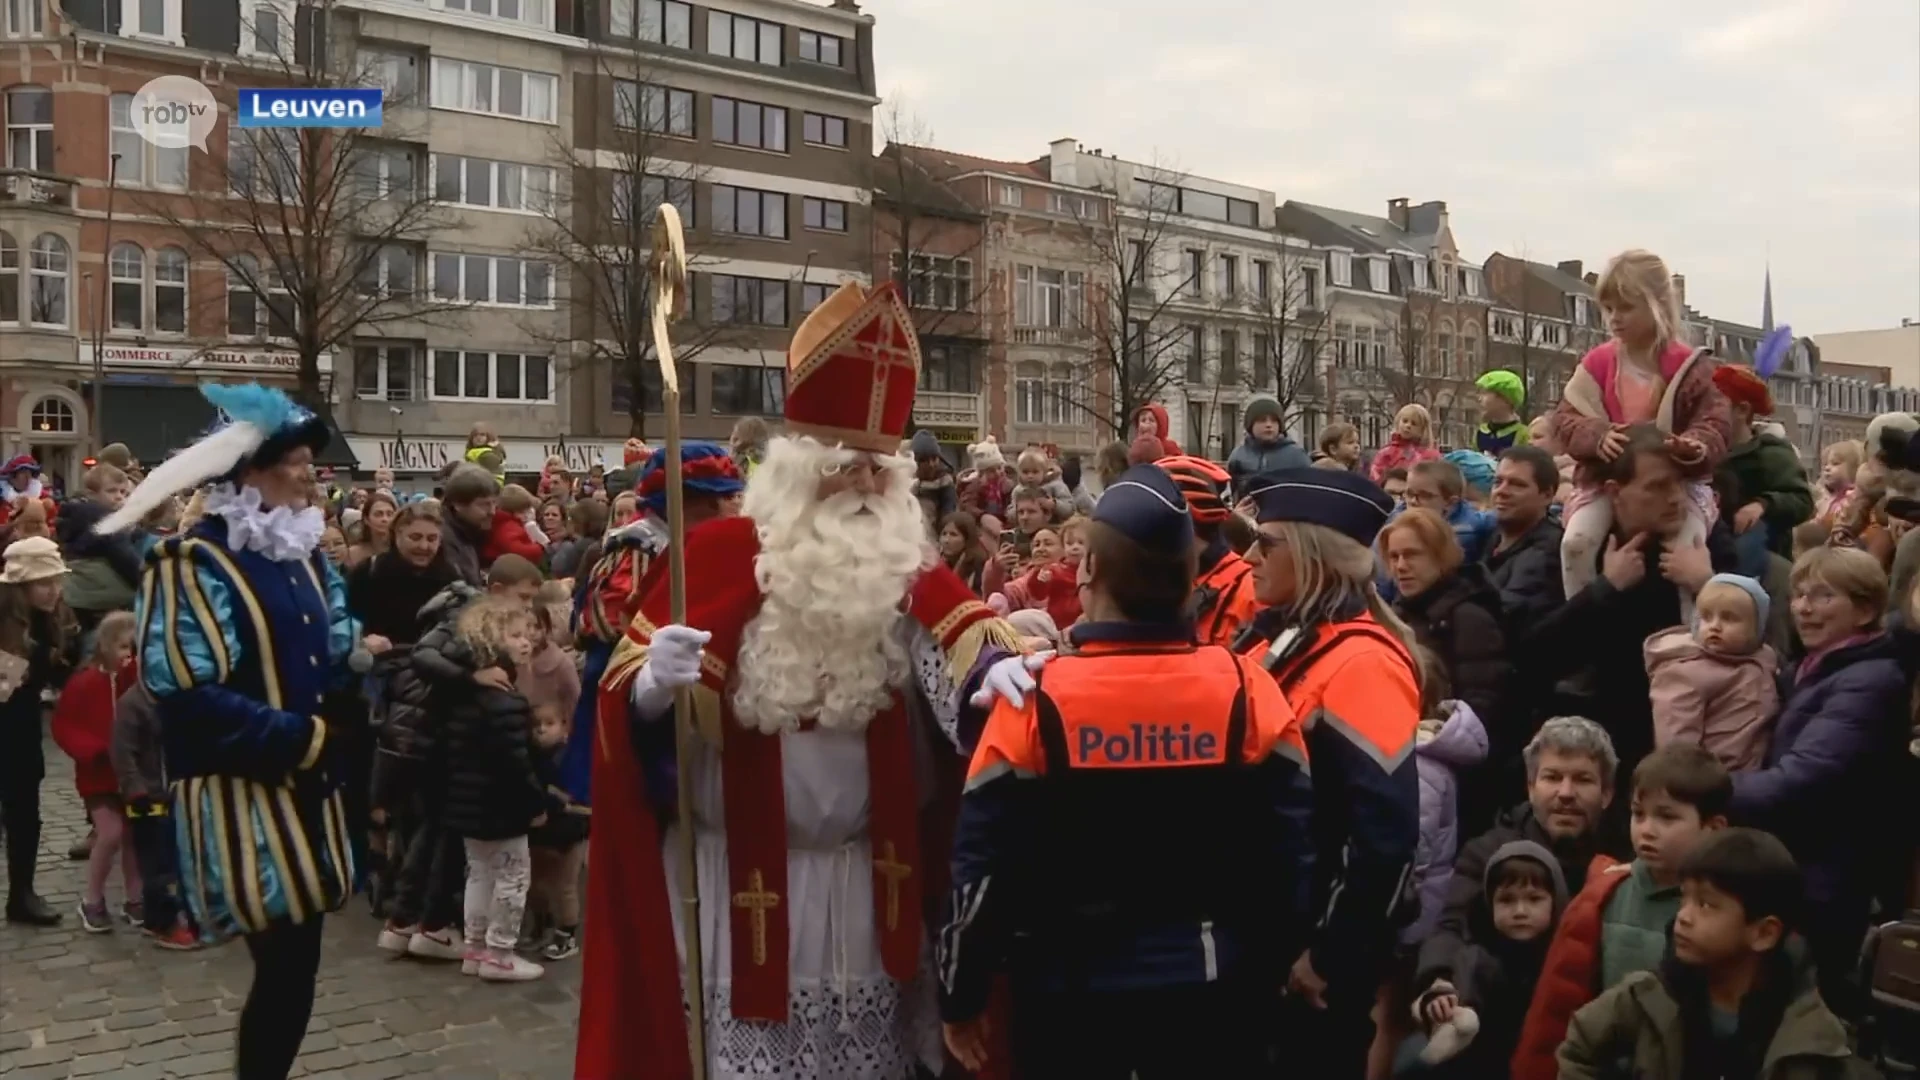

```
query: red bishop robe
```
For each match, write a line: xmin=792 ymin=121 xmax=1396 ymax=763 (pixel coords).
xmin=574 ymin=514 xmax=1019 ymax=1080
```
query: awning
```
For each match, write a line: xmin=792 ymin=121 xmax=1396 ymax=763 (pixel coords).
xmin=100 ymin=383 xmax=359 ymax=470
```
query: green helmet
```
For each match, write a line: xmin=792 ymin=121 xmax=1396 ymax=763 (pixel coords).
xmin=1475 ymin=369 xmax=1525 ymax=410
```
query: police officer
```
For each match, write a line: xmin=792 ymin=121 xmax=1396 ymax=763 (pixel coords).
xmin=938 ymin=464 xmax=1315 ymax=1080
xmin=1237 ymin=467 xmax=1423 ymax=1080
xmin=1157 ymin=454 xmax=1260 ymax=647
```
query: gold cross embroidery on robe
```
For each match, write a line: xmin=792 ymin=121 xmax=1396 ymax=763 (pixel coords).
xmin=733 ymin=869 xmax=781 ymax=966
xmin=874 ymin=842 xmax=912 ymax=933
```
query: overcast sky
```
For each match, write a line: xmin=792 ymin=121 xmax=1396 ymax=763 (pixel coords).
xmin=875 ymin=0 xmax=1920 ymax=336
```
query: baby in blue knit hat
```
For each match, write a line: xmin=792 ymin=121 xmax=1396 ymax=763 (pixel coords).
xmin=1643 ymin=573 xmax=1780 ymax=772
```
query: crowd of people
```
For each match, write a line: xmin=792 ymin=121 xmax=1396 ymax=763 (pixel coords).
xmin=0 ymin=250 xmax=1916 ymax=1080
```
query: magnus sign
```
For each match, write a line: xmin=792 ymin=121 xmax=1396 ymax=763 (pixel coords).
xmin=344 ymin=437 xmax=629 ymax=474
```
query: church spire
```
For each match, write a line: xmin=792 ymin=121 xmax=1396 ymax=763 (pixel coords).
xmin=1761 ymin=264 xmax=1775 ymax=333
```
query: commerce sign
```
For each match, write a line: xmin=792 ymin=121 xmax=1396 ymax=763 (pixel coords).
xmin=85 ymin=344 xmax=333 ymax=374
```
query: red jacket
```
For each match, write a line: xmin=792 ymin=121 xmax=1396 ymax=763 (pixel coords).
xmin=481 ymin=508 xmax=547 ymax=567
xmin=51 ymin=660 xmax=135 ymax=801
xmin=1510 ymin=854 xmax=1631 ymax=1080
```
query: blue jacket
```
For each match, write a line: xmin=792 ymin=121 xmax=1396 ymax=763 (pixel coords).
xmin=1730 ymin=633 xmax=1908 ymax=909
xmin=1226 ymin=434 xmax=1312 ymax=496
xmin=138 ymin=516 xmax=359 ymax=939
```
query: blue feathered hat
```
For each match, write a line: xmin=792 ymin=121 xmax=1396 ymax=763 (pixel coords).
xmin=94 ymin=382 xmax=329 ymax=535
xmin=635 ymin=441 xmax=744 ymax=517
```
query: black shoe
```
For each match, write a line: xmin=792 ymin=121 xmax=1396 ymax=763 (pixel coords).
xmin=6 ymin=893 xmax=63 ymax=926
xmin=67 ymin=830 xmax=94 ymax=861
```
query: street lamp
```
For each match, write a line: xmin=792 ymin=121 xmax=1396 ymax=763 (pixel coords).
xmin=90 ymin=151 xmax=122 ymax=456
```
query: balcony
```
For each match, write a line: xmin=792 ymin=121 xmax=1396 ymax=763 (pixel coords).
xmin=1010 ymin=326 xmax=1088 ymax=347
xmin=0 ymin=170 xmax=77 ymax=213
xmin=914 ymin=390 xmax=982 ymax=428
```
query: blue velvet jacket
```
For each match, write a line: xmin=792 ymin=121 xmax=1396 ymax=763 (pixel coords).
xmin=137 ymin=517 xmax=358 ymax=787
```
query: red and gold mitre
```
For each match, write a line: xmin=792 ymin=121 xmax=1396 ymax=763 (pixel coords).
xmin=783 ymin=282 xmax=920 ymax=454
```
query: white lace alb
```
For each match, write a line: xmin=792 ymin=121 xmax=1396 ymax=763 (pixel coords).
xmin=204 ymin=483 xmax=326 ymax=562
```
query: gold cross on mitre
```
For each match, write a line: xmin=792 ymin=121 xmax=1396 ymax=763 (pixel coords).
xmin=733 ymin=870 xmax=781 ymax=966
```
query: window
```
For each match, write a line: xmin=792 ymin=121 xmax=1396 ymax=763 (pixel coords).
xmin=610 ymin=0 xmax=691 ymax=44
xmin=1438 ymin=331 xmax=1452 ymax=376
xmin=1046 ymin=362 xmax=1080 ymax=424
xmin=1216 ymin=254 xmax=1238 ymax=299
xmin=1410 ymin=259 xmax=1430 ymax=291
xmin=710 ymin=274 xmax=786 ymax=326
xmin=1329 ymin=251 xmax=1351 ymax=288
xmin=1218 ymin=329 xmax=1239 ymax=384
xmin=919 ymin=345 xmax=977 ymax=394
xmin=801 ymin=196 xmax=846 ymax=232
xmin=1461 ymin=267 xmax=1482 ymax=298
xmin=1252 ymin=332 xmax=1273 ymax=388
xmin=710 ymin=364 xmax=786 ymax=415
xmin=225 ymin=255 xmax=295 ymax=338
xmin=432 ymin=349 xmax=552 ymax=402
xmin=355 ymin=343 xmax=418 ymax=401
xmin=228 ymin=125 xmax=300 ymax=198
xmin=28 ymin=396 xmax=72 ymax=434
xmin=5 ymin=86 xmax=51 ymax=171
xmin=615 ymin=81 xmax=694 ymax=137
xmin=246 ymin=0 xmax=285 ymax=56
xmin=152 ymin=246 xmax=186 ymax=332
xmin=440 ymin=0 xmax=551 ymax=30
xmin=353 ymin=142 xmax=419 ymax=201
xmin=1461 ymin=329 xmax=1479 ymax=370
xmin=1367 ymin=257 xmax=1389 ymax=292
xmin=893 ymin=254 xmax=973 ymax=312
xmin=998 ymin=183 xmax=1020 ymax=207
xmin=430 ymin=253 xmax=551 ymax=307
xmin=1012 ymin=264 xmax=1080 ymax=327
xmin=354 ymin=245 xmax=418 ymax=300
xmin=27 ymin=232 xmax=66 ymax=325
xmin=1184 ymin=324 xmax=1204 ymax=384
xmin=1125 ymin=239 xmax=1147 ymax=286
xmin=712 ymin=96 xmax=786 ymax=151
xmin=707 ymin=10 xmax=781 ymax=66
xmin=109 ymin=243 xmax=144 ymax=330
xmin=712 ymin=185 xmax=787 ymax=239
xmin=0 ymin=231 xmax=16 ymax=323
xmin=431 ymin=59 xmax=557 ymax=123
xmin=802 ymin=112 xmax=848 ymax=148
xmin=6 ymin=0 xmax=45 ymax=35
xmin=1300 ymin=265 xmax=1321 ymax=308
xmin=432 ymin=155 xmax=553 ymax=213
xmin=1491 ymin=312 xmax=1519 ymax=340
xmin=800 ymin=282 xmax=832 ymax=314
xmin=615 ymin=362 xmax=699 ymax=415
xmin=1014 ymin=361 xmax=1045 ymax=425
xmin=796 ymin=30 xmax=842 ymax=66
xmin=1252 ymin=260 xmax=1271 ymax=301
xmin=119 ymin=0 xmax=178 ymax=40
xmin=616 ymin=172 xmax=695 ymax=226
xmin=363 ymin=49 xmax=420 ymax=102
xmin=1183 ymin=249 xmax=1203 ymax=298
xmin=109 ymin=92 xmax=188 ymax=188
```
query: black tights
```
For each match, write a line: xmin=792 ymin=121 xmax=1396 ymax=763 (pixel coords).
xmin=237 ymin=917 xmax=325 ymax=1079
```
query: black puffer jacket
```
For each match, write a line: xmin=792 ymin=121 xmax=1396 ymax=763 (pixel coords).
xmin=381 ymin=581 xmax=482 ymax=758
xmin=349 ymin=551 xmax=458 ymax=646
xmin=440 ymin=662 xmax=545 ymax=841
xmin=1482 ymin=515 xmax=1565 ymax=643
xmin=1397 ymin=564 xmax=1512 ymax=832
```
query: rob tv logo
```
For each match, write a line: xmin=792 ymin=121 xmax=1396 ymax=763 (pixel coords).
xmin=126 ymin=76 xmax=381 ymax=152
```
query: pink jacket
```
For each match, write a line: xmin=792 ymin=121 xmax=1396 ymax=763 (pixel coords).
xmin=1550 ymin=341 xmax=1732 ymax=486
xmin=1644 ymin=627 xmax=1780 ymax=772
xmin=1369 ymin=434 xmax=1440 ymax=483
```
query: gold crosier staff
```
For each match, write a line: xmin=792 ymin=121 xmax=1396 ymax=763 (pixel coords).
xmin=649 ymin=203 xmax=709 ymax=1080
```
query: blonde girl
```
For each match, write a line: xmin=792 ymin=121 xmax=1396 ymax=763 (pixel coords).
xmin=1370 ymin=403 xmax=1441 ymax=483
xmin=1816 ymin=440 xmax=1864 ymax=523
xmin=1550 ymin=249 xmax=1731 ymax=601
xmin=52 ymin=610 xmax=139 ymax=932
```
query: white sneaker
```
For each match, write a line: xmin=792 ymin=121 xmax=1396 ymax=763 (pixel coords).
xmin=376 ymin=925 xmax=416 ymax=954
xmin=478 ymin=953 xmax=544 ymax=982
xmin=406 ymin=927 xmax=465 ymax=961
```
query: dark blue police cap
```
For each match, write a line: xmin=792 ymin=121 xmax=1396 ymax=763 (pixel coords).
xmin=1093 ymin=464 xmax=1194 ymax=555
xmin=1244 ymin=467 xmax=1394 ymax=547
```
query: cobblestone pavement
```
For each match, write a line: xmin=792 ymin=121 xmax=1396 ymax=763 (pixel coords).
xmin=2 ymin=739 xmax=583 ymax=1079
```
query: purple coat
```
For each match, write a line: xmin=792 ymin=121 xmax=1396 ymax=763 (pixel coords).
xmin=1403 ymin=699 xmax=1489 ymax=946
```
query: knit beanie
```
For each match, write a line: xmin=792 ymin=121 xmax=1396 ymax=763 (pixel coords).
xmin=910 ymin=430 xmax=941 ymax=460
xmin=1695 ymin=572 xmax=1769 ymax=634
xmin=1475 ymin=370 xmax=1525 ymax=411
xmin=1443 ymin=449 xmax=1497 ymax=495
xmin=1244 ymin=396 xmax=1283 ymax=432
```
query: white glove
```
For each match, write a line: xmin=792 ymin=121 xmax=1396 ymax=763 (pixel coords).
xmin=968 ymin=652 xmax=1053 ymax=710
xmin=631 ymin=625 xmax=711 ymax=717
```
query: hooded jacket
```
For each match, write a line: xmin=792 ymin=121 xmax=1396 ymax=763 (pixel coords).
xmin=1395 ymin=566 xmax=1511 ymax=808
xmin=1406 ymin=699 xmax=1490 ymax=945
xmin=1718 ymin=431 xmax=1816 ymax=558
xmin=54 ymin=497 xmax=143 ymax=612
xmin=1226 ymin=398 xmax=1311 ymax=492
xmin=1556 ymin=939 xmax=1872 ymax=1080
xmin=1644 ymin=626 xmax=1780 ymax=771
xmin=1130 ymin=402 xmax=1183 ymax=457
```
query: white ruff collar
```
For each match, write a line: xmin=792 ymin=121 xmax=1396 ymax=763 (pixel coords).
xmin=205 ymin=483 xmax=326 ymax=562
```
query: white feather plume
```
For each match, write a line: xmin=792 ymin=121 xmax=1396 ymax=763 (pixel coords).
xmin=94 ymin=421 xmax=266 ymax=536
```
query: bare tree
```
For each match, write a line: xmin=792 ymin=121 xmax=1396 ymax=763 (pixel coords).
xmin=1240 ymin=235 xmax=1338 ymax=435
xmin=870 ymin=107 xmax=994 ymax=337
xmin=1063 ymin=168 xmax=1203 ymax=439
xmin=523 ymin=42 xmax=731 ymax=440
xmin=140 ymin=1 xmax=468 ymax=403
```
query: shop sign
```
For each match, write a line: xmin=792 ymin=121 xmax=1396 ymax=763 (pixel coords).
xmin=84 ymin=343 xmax=333 ymax=374
xmin=925 ymin=426 xmax=978 ymax=444
xmin=345 ymin=436 xmax=627 ymax=474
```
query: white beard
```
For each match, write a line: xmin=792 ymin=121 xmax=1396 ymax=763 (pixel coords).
xmin=731 ymin=437 xmax=931 ymax=734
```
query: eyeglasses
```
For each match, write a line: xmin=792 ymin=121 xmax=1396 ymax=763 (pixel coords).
xmin=820 ymin=458 xmax=884 ymax=480
xmin=1247 ymin=532 xmax=1286 ymax=556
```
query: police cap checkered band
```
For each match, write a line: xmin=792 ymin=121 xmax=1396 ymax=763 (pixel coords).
xmin=1155 ymin=455 xmax=1231 ymax=523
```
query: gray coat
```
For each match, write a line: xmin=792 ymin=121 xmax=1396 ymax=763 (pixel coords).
xmin=109 ymin=682 xmax=165 ymax=798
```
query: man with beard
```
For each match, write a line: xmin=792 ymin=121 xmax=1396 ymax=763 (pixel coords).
xmin=575 ymin=282 xmax=1031 ymax=1080
xmin=1416 ymin=716 xmax=1625 ymax=1010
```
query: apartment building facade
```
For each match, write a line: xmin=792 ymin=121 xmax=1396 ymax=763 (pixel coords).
xmin=1482 ymin=254 xmax=1607 ymax=422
